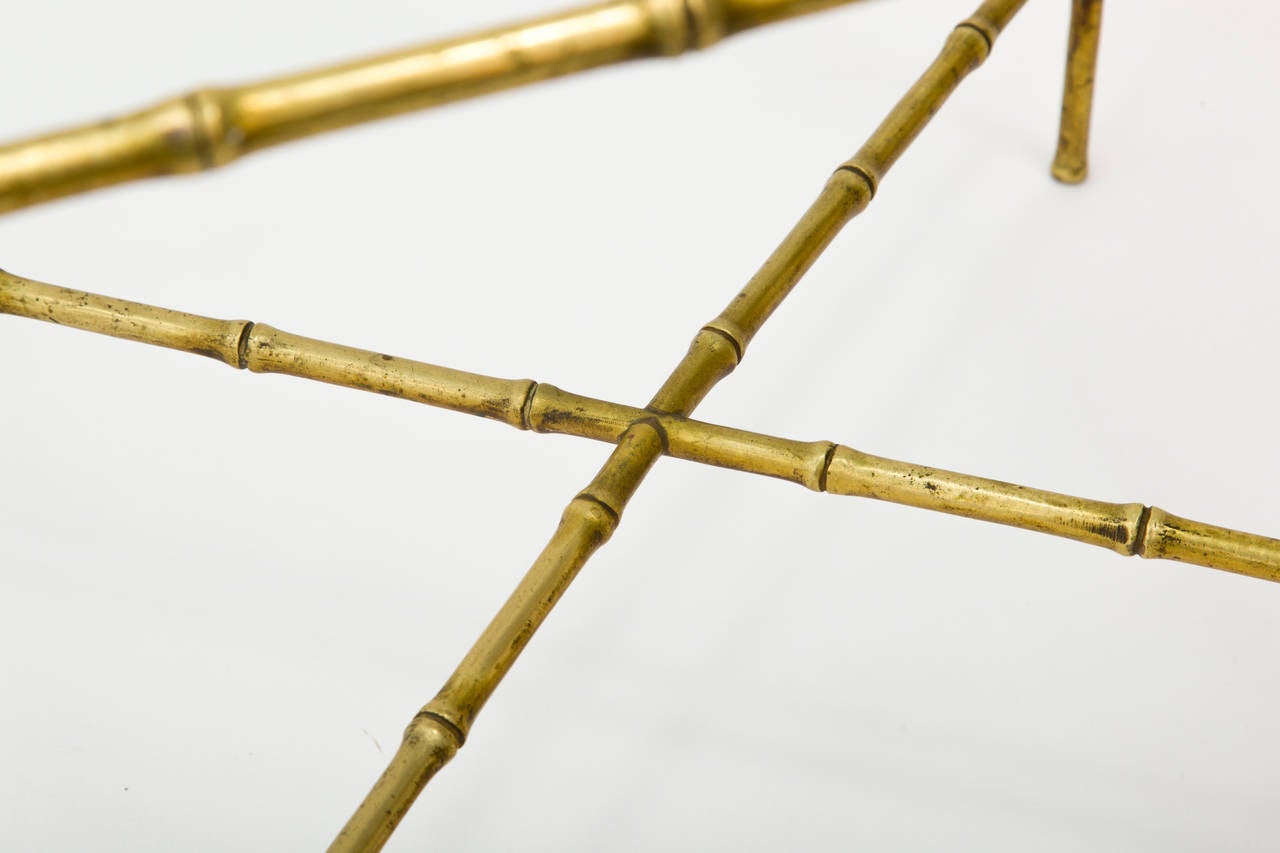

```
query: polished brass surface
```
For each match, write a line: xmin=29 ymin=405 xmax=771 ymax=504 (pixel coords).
xmin=1052 ymin=0 xmax=1102 ymax=182
xmin=329 ymin=3 xmax=1026 ymax=849
xmin=4 ymin=267 xmax=1277 ymax=585
xmin=0 ymin=0 xmax=865 ymax=215
xmin=9 ymin=0 xmax=1273 ymax=849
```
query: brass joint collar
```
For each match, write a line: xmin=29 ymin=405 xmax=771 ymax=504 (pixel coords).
xmin=182 ymin=89 xmax=240 ymax=169
xmin=701 ymin=319 xmax=748 ymax=363
xmin=647 ymin=0 xmax=727 ymax=54
xmin=832 ymin=162 xmax=878 ymax=200
xmin=684 ymin=0 xmax=729 ymax=49
xmin=954 ymin=4 xmax=1018 ymax=59
xmin=408 ymin=709 xmax=467 ymax=747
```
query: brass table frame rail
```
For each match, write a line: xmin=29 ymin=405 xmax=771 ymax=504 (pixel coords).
xmin=3 ymin=0 xmax=1269 ymax=850
xmin=0 ymin=0 xmax=859 ymax=216
xmin=4 ymin=268 xmax=1276 ymax=584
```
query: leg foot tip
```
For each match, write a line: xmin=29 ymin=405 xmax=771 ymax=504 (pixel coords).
xmin=1051 ymin=159 xmax=1088 ymax=184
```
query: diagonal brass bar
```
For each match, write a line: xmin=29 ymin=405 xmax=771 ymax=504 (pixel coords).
xmin=5 ymin=266 xmax=1277 ymax=585
xmin=0 ymin=0 xmax=863 ymax=216
xmin=1051 ymin=0 xmax=1103 ymax=182
xmin=328 ymin=4 xmax=1028 ymax=849
xmin=0 ymin=1 xmax=1030 ymax=846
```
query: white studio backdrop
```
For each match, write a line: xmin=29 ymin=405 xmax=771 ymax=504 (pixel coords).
xmin=2 ymin=1 xmax=1278 ymax=850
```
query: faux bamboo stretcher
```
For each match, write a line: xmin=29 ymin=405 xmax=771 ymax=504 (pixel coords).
xmin=2 ymin=0 xmax=1271 ymax=850
xmin=4 ymin=269 xmax=1276 ymax=583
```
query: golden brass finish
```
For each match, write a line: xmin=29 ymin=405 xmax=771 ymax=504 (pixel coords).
xmin=0 ymin=0 xmax=865 ymax=215
xmin=338 ymin=3 xmax=1033 ymax=847
xmin=822 ymin=451 xmax=1280 ymax=582
xmin=1052 ymin=0 xmax=1102 ymax=182
xmin=325 ymin=714 xmax=461 ymax=853
xmin=5 ymin=267 xmax=1277 ymax=585
xmin=10 ymin=0 xmax=1273 ymax=848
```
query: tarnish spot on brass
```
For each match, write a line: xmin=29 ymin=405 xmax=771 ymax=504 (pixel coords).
xmin=1087 ymin=520 xmax=1127 ymax=546
xmin=189 ymin=346 xmax=224 ymax=362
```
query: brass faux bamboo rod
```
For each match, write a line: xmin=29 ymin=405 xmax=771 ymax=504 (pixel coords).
xmin=1051 ymin=0 xmax=1102 ymax=182
xmin=5 ymin=266 xmax=1276 ymax=584
xmin=0 ymin=0 xmax=861 ymax=216
xmin=324 ymin=3 xmax=1028 ymax=849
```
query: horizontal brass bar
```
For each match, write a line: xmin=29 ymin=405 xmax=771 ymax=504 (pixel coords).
xmin=6 ymin=267 xmax=1275 ymax=585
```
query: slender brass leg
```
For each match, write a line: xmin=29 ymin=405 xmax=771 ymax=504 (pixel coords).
xmin=1051 ymin=0 xmax=1103 ymax=183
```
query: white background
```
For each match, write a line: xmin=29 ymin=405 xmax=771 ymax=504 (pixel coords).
xmin=2 ymin=1 xmax=1279 ymax=850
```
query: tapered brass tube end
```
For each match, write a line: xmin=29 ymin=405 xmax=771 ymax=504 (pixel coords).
xmin=1050 ymin=158 xmax=1087 ymax=185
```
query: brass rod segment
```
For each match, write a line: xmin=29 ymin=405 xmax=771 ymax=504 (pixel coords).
xmin=229 ymin=0 xmax=668 ymax=154
xmin=7 ymin=268 xmax=1276 ymax=585
xmin=1051 ymin=0 xmax=1103 ymax=182
xmin=703 ymin=168 xmax=870 ymax=359
xmin=1139 ymin=509 xmax=1280 ymax=584
xmin=330 ymin=425 xmax=657 ymax=853
xmin=0 ymin=1 xmax=1033 ymax=844
xmin=0 ymin=0 xmax=869 ymax=216
xmin=333 ymin=2 xmax=1028 ymax=845
xmin=424 ymin=424 xmax=661 ymax=734
xmin=0 ymin=270 xmax=251 ymax=368
xmin=706 ymin=0 xmax=1027 ymax=361
xmin=246 ymin=324 xmax=537 ymax=430
xmin=824 ymin=446 xmax=1147 ymax=555
xmin=964 ymin=0 xmax=1029 ymax=42
xmin=718 ymin=0 xmax=868 ymax=36
xmin=836 ymin=0 xmax=1028 ymax=195
xmin=328 ymin=714 xmax=461 ymax=853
